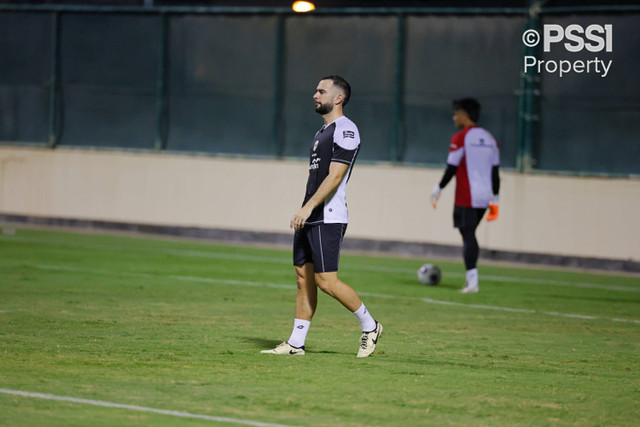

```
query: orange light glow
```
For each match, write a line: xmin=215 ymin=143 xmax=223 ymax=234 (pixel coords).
xmin=292 ymin=1 xmax=315 ymax=13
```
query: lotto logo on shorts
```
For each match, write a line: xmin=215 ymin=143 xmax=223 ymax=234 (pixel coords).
xmin=343 ymin=130 xmax=355 ymax=139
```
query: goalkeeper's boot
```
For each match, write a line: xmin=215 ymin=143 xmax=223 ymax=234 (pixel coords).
xmin=460 ymin=282 xmax=479 ymax=293
xmin=260 ymin=342 xmax=305 ymax=355
xmin=460 ymin=268 xmax=479 ymax=293
xmin=357 ymin=321 xmax=383 ymax=358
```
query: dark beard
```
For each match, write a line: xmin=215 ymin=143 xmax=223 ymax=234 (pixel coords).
xmin=315 ymin=102 xmax=333 ymax=115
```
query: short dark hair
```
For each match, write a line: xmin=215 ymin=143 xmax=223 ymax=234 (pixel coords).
xmin=322 ymin=75 xmax=351 ymax=107
xmin=452 ymin=98 xmax=481 ymax=123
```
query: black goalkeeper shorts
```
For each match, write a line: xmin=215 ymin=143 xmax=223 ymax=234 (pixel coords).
xmin=453 ymin=206 xmax=486 ymax=231
xmin=293 ymin=223 xmax=347 ymax=273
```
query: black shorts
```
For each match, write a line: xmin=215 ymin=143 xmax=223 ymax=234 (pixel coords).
xmin=453 ymin=206 xmax=486 ymax=230
xmin=293 ymin=223 xmax=347 ymax=273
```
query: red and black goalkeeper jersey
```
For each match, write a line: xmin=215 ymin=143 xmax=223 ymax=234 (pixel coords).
xmin=447 ymin=126 xmax=500 ymax=208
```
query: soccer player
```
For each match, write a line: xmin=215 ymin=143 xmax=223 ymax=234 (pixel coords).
xmin=261 ymin=75 xmax=382 ymax=357
xmin=430 ymin=98 xmax=500 ymax=293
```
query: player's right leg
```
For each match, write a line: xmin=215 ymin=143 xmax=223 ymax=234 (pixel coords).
xmin=261 ymin=263 xmax=316 ymax=355
xmin=294 ymin=262 xmax=317 ymax=321
xmin=262 ymin=229 xmax=316 ymax=355
xmin=455 ymin=207 xmax=485 ymax=293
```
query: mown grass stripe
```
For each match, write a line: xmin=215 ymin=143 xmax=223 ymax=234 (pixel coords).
xmin=36 ymin=264 xmax=640 ymax=325
xmin=4 ymin=234 xmax=637 ymax=292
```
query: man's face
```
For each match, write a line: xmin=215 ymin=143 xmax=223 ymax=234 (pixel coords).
xmin=452 ymin=109 xmax=469 ymax=129
xmin=313 ymin=79 xmax=338 ymax=115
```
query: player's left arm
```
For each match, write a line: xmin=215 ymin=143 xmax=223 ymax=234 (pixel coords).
xmin=492 ymin=165 xmax=500 ymax=196
xmin=487 ymin=143 xmax=501 ymax=221
xmin=486 ymin=166 xmax=501 ymax=221
xmin=290 ymin=161 xmax=349 ymax=230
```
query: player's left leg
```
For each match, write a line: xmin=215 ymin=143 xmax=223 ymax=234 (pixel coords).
xmin=314 ymin=271 xmax=382 ymax=357
xmin=309 ymin=224 xmax=382 ymax=357
xmin=310 ymin=222 xmax=382 ymax=357
xmin=309 ymin=223 xmax=374 ymax=321
xmin=314 ymin=271 xmax=360 ymax=311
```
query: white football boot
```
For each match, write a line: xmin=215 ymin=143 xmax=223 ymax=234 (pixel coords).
xmin=357 ymin=322 xmax=383 ymax=358
xmin=460 ymin=268 xmax=479 ymax=293
xmin=260 ymin=342 xmax=305 ymax=355
xmin=459 ymin=283 xmax=479 ymax=293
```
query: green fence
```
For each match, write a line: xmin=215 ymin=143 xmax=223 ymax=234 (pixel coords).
xmin=1 ymin=4 xmax=639 ymax=175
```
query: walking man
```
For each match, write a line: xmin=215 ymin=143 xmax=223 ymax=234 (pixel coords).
xmin=262 ymin=75 xmax=382 ymax=357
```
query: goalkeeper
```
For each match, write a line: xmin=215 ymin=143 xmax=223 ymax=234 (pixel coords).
xmin=430 ymin=98 xmax=500 ymax=293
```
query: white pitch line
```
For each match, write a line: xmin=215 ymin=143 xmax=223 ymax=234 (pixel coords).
xmin=342 ymin=264 xmax=638 ymax=293
xmin=164 ymin=249 xmax=288 ymax=264
xmin=175 ymin=275 xmax=294 ymax=290
xmin=162 ymin=249 xmax=639 ymax=293
xmin=36 ymin=264 xmax=640 ymax=325
xmin=37 ymin=265 xmax=294 ymax=290
xmin=37 ymin=264 xmax=154 ymax=278
xmin=357 ymin=292 xmax=640 ymax=323
xmin=454 ymin=273 xmax=638 ymax=293
xmin=0 ymin=389 xmax=297 ymax=427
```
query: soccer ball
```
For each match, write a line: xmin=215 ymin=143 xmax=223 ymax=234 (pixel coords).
xmin=417 ymin=264 xmax=441 ymax=286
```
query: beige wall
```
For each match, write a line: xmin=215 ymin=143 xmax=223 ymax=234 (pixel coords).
xmin=1 ymin=146 xmax=638 ymax=261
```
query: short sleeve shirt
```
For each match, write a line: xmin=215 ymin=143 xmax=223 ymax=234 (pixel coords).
xmin=303 ymin=116 xmax=360 ymax=225
xmin=446 ymin=126 xmax=500 ymax=208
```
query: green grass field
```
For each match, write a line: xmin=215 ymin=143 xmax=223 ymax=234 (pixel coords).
xmin=0 ymin=227 xmax=638 ymax=426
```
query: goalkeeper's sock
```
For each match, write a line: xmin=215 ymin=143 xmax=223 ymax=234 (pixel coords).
xmin=466 ymin=268 xmax=479 ymax=289
xmin=353 ymin=303 xmax=377 ymax=332
xmin=287 ymin=318 xmax=310 ymax=349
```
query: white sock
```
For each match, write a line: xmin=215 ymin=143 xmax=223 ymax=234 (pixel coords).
xmin=466 ymin=268 xmax=479 ymax=289
xmin=353 ymin=303 xmax=376 ymax=332
xmin=287 ymin=318 xmax=310 ymax=348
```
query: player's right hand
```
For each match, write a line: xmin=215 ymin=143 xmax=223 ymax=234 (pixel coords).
xmin=290 ymin=205 xmax=312 ymax=230
xmin=430 ymin=184 xmax=442 ymax=209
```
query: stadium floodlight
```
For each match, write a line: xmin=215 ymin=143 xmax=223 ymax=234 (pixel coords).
xmin=292 ymin=1 xmax=315 ymax=12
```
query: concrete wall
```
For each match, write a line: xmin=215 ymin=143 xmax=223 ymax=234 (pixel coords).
xmin=1 ymin=146 xmax=638 ymax=262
